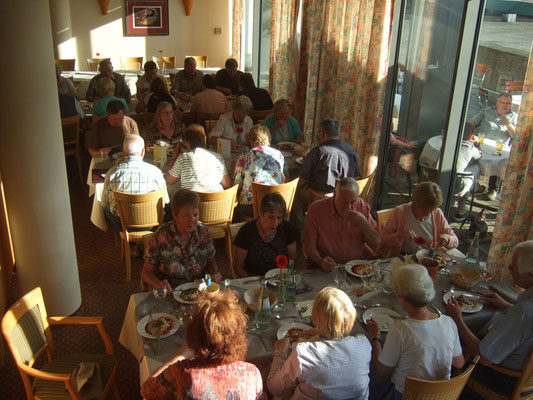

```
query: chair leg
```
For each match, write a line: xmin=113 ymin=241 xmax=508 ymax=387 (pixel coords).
xmin=76 ymin=153 xmax=83 ymax=183
xmin=112 ymin=382 xmax=120 ymax=399
xmin=120 ymin=238 xmax=125 ymax=260
xmin=124 ymin=242 xmax=131 ymax=282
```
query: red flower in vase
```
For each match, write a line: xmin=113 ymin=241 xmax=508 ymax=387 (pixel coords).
xmin=235 ymin=126 xmax=244 ymax=134
xmin=276 ymin=254 xmax=288 ymax=269
xmin=413 ymin=236 xmax=426 ymax=245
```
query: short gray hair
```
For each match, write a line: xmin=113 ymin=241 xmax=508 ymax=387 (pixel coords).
xmin=233 ymin=95 xmax=253 ymax=113
xmin=391 ymin=264 xmax=435 ymax=307
xmin=274 ymin=99 xmax=290 ymax=112
xmin=336 ymin=177 xmax=359 ymax=194
xmin=499 ymin=92 xmax=512 ymax=101
xmin=514 ymin=241 xmax=533 ymax=275
xmin=123 ymin=135 xmax=144 ymax=155
xmin=320 ymin=119 xmax=340 ymax=138
xmin=99 ymin=59 xmax=112 ymax=70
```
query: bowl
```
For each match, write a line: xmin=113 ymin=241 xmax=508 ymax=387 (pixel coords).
xmin=450 ymin=266 xmax=481 ymax=289
xmin=198 ymin=282 xmax=220 ymax=297
xmin=243 ymin=289 xmax=277 ymax=312
xmin=419 ymin=257 xmax=440 ymax=280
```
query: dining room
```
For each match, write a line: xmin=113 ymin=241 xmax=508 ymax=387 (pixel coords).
xmin=1 ymin=0 xmax=533 ymax=399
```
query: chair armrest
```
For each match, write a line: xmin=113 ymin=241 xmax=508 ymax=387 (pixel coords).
xmin=19 ymin=362 xmax=71 ymax=382
xmin=488 ymin=364 xmax=522 ymax=377
xmin=48 ymin=316 xmax=114 ymax=356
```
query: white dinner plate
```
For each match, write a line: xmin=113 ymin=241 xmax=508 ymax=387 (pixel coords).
xmin=136 ymin=313 xmax=180 ymax=339
xmin=112 ymin=152 xmax=124 ymax=160
xmin=265 ymin=268 xmax=302 ymax=287
xmin=295 ymin=156 xmax=304 ymax=165
xmin=416 ymin=249 xmax=452 ymax=264
xmin=362 ymin=307 xmax=402 ymax=332
xmin=173 ymin=282 xmax=199 ymax=304
xmin=278 ymin=141 xmax=296 ymax=150
xmin=277 ymin=322 xmax=313 ymax=340
xmin=443 ymin=290 xmax=483 ymax=313
xmin=345 ymin=260 xmax=374 ymax=278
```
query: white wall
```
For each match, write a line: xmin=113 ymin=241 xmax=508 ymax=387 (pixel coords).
xmin=51 ymin=0 xmax=231 ymax=70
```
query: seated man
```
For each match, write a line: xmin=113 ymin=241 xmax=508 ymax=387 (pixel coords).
xmin=101 ymin=135 xmax=169 ymax=233
xmin=446 ymin=240 xmax=533 ymax=399
xmin=171 ymin=57 xmax=204 ymax=97
xmin=238 ymin=73 xmax=273 ymax=111
xmin=453 ymin=137 xmax=481 ymax=219
xmin=190 ymin=74 xmax=228 ymax=115
xmin=466 ymin=92 xmax=517 ymax=200
xmin=86 ymin=60 xmax=131 ymax=103
xmin=303 ymin=177 xmax=379 ymax=271
xmin=136 ymin=61 xmax=165 ymax=101
xmin=215 ymin=58 xmax=242 ymax=95
xmin=89 ymin=100 xmax=139 ymax=158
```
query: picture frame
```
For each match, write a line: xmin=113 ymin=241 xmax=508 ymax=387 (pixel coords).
xmin=125 ymin=0 xmax=169 ymax=36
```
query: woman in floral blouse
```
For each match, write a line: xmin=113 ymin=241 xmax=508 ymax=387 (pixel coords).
xmin=141 ymin=290 xmax=263 ymax=400
xmin=141 ymin=189 xmax=222 ymax=292
xmin=233 ymin=124 xmax=285 ymax=220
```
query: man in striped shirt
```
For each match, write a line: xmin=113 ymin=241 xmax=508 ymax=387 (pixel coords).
xmin=102 ymin=135 xmax=169 ymax=233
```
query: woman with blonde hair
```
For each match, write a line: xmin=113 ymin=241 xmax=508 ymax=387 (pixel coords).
xmin=367 ymin=264 xmax=464 ymax=399
xmin=145 ymin=101 xmax=184 ymax=150
xmin=379 ymin=181 xmax=458 ymax=256
xmin=141 ymin=290 xmax=263 ymax=399
xmin=233 ymin=124 xmax=285 ymax=219
xmin=268 ymin=287 xmax=371 ymax=399
xmin=93 ymin=77 xmax=128 ymax=116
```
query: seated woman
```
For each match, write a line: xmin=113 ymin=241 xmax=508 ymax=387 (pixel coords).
xmin=93 ymin=77 xmax=128 ymax=116
xmin=268 ymin=287 xmax=371 ymax=399
xmin=233 ymin=124 xmax=285 ymax=219
xmin=136 ymin=76 xmax=177 ymax=114
xmin=234 ymin=193 xmax=299 ymax=277
xmin=367 ymin=264 xmax=464 ymax=399
xmin=208 ymin=95 xmax=253 ymax=150
xmin=145 ymin=101 xmax=184 ymax=150
xmin=166 ymin=125 xmax=231 ymax=192
xmin=141 ymin=189 xmax=222 ymax=292
xmin=55 ymin=64 xmax=80 ymax=100
xmin=263 ymin=99 xmax=304 ymax=145
xmin=141 ymin=290 xmax=263 ymax=400
xmin=379 ymin=181 xmax=458 ymax=257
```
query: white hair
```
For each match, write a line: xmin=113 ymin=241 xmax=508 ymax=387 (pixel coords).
xmin=514 ymin=241 xmax=533 ymax=275
xmin=123 ymin=135 xmax=144 ymax=155
xmin=391 ymin=264 xmax=435 ymax=306
xmin=336 ymin=177 xmax=359 ymax=194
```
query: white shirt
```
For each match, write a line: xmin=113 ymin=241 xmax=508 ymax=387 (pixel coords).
xmin=209 ymin=111 xmax=252 ymax=146
xmin=268 ymin=336 xmax=371 ymax=399
xmin=379 ymin=316 xmax=462 ymax=393
xmin=168 ymin=147 xmax=228 ymax=192
xmin=402 ymin=206 xmax=434 ymax=254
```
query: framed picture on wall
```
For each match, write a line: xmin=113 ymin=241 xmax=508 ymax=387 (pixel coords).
xmin=125 ymin=0 xmax=169 ymax=36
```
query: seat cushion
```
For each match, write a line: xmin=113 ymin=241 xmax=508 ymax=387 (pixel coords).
xmin=33 ymin=353 xmax=116 ymax=399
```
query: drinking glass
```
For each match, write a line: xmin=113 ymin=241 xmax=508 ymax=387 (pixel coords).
xmin=283 ymin=280 xmax=297 ymax=302
xmin=361 ymin=272 xmax=376 ymax=292
xmin=478 ymin=133 xmax=485 ymax=144
xmin=496 ymin=139 xmax=504 ymax=151
xmin=295 ymin=303 xmax=309 ymax=323
xmin=333 ymin=265 xmax=346 ymax=287
xmin=254 ymin=308 xmax=271 ymax=330
xmin=153 ymin=286 xmax=167 ymax=311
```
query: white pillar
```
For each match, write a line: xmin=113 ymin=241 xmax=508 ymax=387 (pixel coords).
xmin=0 ymin=0 xmax=81 ymax=315
xmin=49 ymin=0 xmax=74 ymax=61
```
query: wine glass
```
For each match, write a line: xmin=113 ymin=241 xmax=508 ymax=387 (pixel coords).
xmin=333 ymin=265 xmax=346 ymax=288
xmin=361 ymin=270 xmax=376 ymax=292
xmin=295 ymin=303 xmax=309 ymax=323
xmin=153 ymin=286 xmax=167 ymax=312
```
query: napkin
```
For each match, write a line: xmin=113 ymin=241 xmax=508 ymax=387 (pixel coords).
xmin=489 ymin=280 xmax=520 ymax=304
xmin=295 ymin=300 xmax=314 ymax=317
xmin=70 ymin=362 xmax=103 ymax=399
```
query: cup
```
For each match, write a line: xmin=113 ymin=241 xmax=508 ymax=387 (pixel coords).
xmin=478 ymin=133 xmax=485 ymax=144
xmin=283 ymin=280 xmax=297 ymax=302
xmin=496 ymin=140 xmax=504 ymax=151
xmin=419 ymin=257 xmax=440 ymax=281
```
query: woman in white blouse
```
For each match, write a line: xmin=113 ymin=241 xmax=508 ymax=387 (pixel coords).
xmin=366 ymin=264 xmax=465 ymax=399
xmin=208 ymin=95 xmax=253 ymax=150
xmin=268 ymin=287 xmax=371 ymax=399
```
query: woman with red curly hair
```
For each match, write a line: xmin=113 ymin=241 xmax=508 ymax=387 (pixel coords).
xmin=141 ymin=290 xmax=263 ymax=399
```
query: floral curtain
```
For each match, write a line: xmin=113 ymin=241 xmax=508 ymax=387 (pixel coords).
xmin=488 ymin=44 xmax=533 ymax=279
xmin=269 ymin=0 xmax=301 ymax=103
xmin=296 ymin=0 xmax=395 ymax=176
xmin=232 ymin=0 xmax=244 ymax=63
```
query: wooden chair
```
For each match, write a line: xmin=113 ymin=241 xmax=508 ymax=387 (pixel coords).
xmin=466 ymin=350 xmax=533 ymax=400
xmin=186 ymin=55 xmax=208 ymax=68
xmin=122 ymin=56 xmax=143 ymax=70
xmin=250 ymin=108 xmax=273 ymax=124
xmin=357 ymin=171 xmax=375 ymax=203
xmin=376 ymin=208 xmax=394 ymax=233
xmin=61 ymin=114 xmax=83 ymax=183
xmin=197 ymin=184 xmax=239 ymax=240
xmin=1 ymin=287 xmax=120 ymax=400
xmin=224 ymin=222 xmax=246 ymax=278
xmin=251 ymin=178 xmax=299 ymax=221
xmin=473 ymin=63 xmax=489 ymax=107
xmin=505 ymin=81 xmax=524 ymax=93
xmin=142 ymin=112 xmax=155 ymax=127
xmin=205 ymin=119 xmax=219 ymax=134
xmin=197 ymin=111 xmax=225 ymax=126
xmin=86 ymin=58 xmax=110 ymax=71
xmin=55 ymin=58 xmax=75 ymax=71
xmin=403 ymin=356 xmax=479 ymax=399
xmin=92 ymin=115 xmax=105 ymax=124
xmin=152 ymin=56 xmax=175 ymax=69
xmin=114 ymin=188 xmax=166 ymax=282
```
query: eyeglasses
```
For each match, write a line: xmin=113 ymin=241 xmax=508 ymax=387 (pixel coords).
xmin=498 ymin=101 xmax=512 ymax=105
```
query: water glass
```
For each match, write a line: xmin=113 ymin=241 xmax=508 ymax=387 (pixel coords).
xmin=254 ymin=309 xmax=271 ymax=330
xmin=283 ymin=280 xmax=297 ymax=302
xmin=478 ymin=133 xmax=485 ymax=144
xmin=333 ymin=265 xmax=346 ymax=287
xmin=496 ymin=140 xmax=504 ymax=151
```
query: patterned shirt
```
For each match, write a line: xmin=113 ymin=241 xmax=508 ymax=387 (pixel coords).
xmin=101 ymin=156 xmax=168 ymax=215
xmin=141 ymin=360 xmax=263 ymax=400
xmin=145 ymin=221 xmax=215 ymax=281
xmin=233 ymin=146 xmax=285 ymax=204
xmin=172 ymin=70 xmax=204 ymax=95
xmin=145 ymin=122 xmax=184 ymax=147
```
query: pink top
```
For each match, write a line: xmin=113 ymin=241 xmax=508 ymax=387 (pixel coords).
xmin=303 ymin=197 xmax=377 ymax=263
xmin=191 ymin=88 xmax=228 ymax=114
xmin=141 ymin=360 xmax=263 ymax=400
xmin=379 ymin=203 xmax=458 ymax=257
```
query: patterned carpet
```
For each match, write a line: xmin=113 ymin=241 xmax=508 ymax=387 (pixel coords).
xmin=1 ymin=163 xmax=233 ymax=399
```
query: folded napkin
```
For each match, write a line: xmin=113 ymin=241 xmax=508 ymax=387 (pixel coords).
xmin=489 ymin=280 xmax=520 ymax=304
xmin=295 ymin=300 xmax=314 ymax=318
xmin=70 ymin=362 xmax=103 ymax=400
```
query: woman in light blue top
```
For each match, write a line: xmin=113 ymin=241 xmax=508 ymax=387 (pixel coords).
xmin=263 ymin=99 xmax=304 ymax=144
xmin=93 ymin=77 xmax=129 ymax=116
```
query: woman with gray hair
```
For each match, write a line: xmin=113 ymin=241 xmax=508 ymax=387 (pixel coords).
xmin=367 ymin=264 xmax=464 ymax=399
xmin=268 ymin=287 xmax=371 ymax=399
xmin=208 ymin=95 xmax=253 ymax=149
xmin=263 ymin=99 xmax=304 ymax=145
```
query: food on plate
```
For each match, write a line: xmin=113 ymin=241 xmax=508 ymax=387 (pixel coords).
xmin=437 ymin=245 xmax=447 ymax=252
xmin=455 ymin=294 xmax=478 ymax=312
xmin=286 ymin=328 xmax=305 ymax=343
xmin=180 ymin=288 xmax=198 ymax=301
xmin=352 ymin=264 xmax=374 ymax=276
xmin=145 ymin=317 xmax=174 ymax=336
xmin=279 ymin=143 xmax=295 ymax=150
xmin=352 ymin=288 xmax=365 ymax=297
